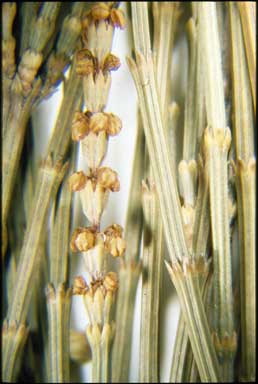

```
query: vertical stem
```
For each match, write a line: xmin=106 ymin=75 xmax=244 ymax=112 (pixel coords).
xmin=229 ymin=3 xmax=256 ymax=380
xmin=112 ymin=113 xmax=144 ymax=382
xmin=238 ymin=2 xmax=256 ymax=113
xmin=46 ymin=284 xmax=72 ymax=383
xmin=140 ymin=178 xmax=163 ymax=382
xmin=199 ymin=3 xmax=236 ymax=380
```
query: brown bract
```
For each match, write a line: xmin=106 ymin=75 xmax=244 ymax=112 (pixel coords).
xmin=76 ymin=49 xmax=95 ymax=76
xmin=68 ymin=171 xmax=87 ymax=191
xmin=76 ymin=48 xmax=120 ymax=76
xmin=104 ymin=224 xmax=126 ymax=257
xmin=18 ymin=49 xmax=43 ymax=93
xmin=70 ymin=167 xmax=119 ymax=192
xmin=73 ymin=275 xmax=88 ymax=295
xmin=103 ymin=271 xmax=119 ymax=292
xmin=91 ymin=3 xmax=110 ymax=22
xmin=90 ymin=112 xmax=122 ymax=136
xmin=96 ymin=167 xmax=120 ymax=191
xmin=72 ymin=111 xmax=90 ymax=141
xmin=103 ymin=53 xmax=121 ymax=73
xmin=83 ymin=3 xmax=126 ymax=29
xmin=110 ymin=8 xmax=126 ymax=29
xmin=70 ymin=227 xmax=96 ymax=252
xmin=46 ymin=52 xmax=68 ymax=87
xmin=88 ymin=271 xmax=118 ymax=296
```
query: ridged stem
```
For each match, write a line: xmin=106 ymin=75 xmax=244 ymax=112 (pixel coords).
xmin=166 ymin=258 xmax=220 ymax=382
xmin=112 ymin=113 xmax=144 ymax=382
xmin=129 ymin=4 xmax=220 ymax=382
xmin=238 ymin=2 xmax=256 ymax=114
xmin=140 ymin=177 xmax=163 ymax=382
xmin=46 ymin=284 xmax=72 ymax=383
xmin=111 ymin=261 xmax=141 ymax=382
xmin=229 ymin=3 xmax=256 ymax=380
xmin=199 ymin=3 xmax=236 ymax=380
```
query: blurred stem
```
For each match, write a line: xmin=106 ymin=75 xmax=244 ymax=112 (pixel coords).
xmin=111 ymin=261 xmax=141 ymax=382
xmin=230 ymin=3 xmax=256 ymax=381
xmin=199 ymin=3 xmax=236 ymax=380
xmin=112 ymin=113 xmax=144 ymax=382
xmin=238 ymin=2 xmax=256 ymax=114
xmin=2 ymin=320 xmax=29 ymax=383
xmin=19 ymin=3 xmax=41 ymax=55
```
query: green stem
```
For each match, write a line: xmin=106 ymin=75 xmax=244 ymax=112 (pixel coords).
xmin=199 ymin=4 xmax=236 ymax=379
xmin=166 ymin=259 xmax=220 ymax=382
xmin=230 ymin=4 xmax=256 ymax=380
xmin=140 ymin=177 xmax=163 ymax=382
xmin=46 ymin=284 xmax=72 ymax=383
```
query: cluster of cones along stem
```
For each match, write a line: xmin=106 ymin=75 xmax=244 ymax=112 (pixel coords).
xmin=67 ymin=3 xmax=126 ymax=374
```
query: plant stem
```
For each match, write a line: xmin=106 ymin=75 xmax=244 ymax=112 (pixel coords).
xmin=50 ymin=150 xmax=74 ymax=285
xmin=112 ymin=112 xmax=144 ymax=382
xmin=140 ymin=177 xmax=163 ymax=382
xmin=2 ymin=2 xmax=65 ymax=258
xmin=46 ymin=150 xmax=75 ymax=383
xmin=229 ymin=3 xmax=256 ymax=381
xmin=170 ymin=12 xmax=210 ymax=380
xmin=166 ymin=258 xmax=220 ymax=382
xmin=139 ymin=3 xmax=177 ymax=381
xmin=2 ymin=162 xmax=66 ymax=382
xmin=128 ymin=3 xmax=220 ymax=382
xmin=2 ymin=81 xmax=41 ymax=257
xmin=3 ymin=56 xmax=82 ymax=380
xmin=237 ymin=2 xmax=256 ymax=114
xmin=199 ymin=3 xmax=237 ymax=380
xmin=46 ymin=283 xmax=72 ymax=383
xmin=2 ymin=320 xmax=29 ymax=383
xmin=152 ymin=2 xmax=178 ymax=129
xmin=127 ymin=50 xmax=188 ymax=264
xmin=7 ymin=158 xmax=67 ymax=324
xmin=111 ymin=261 xmax=141 ymax=382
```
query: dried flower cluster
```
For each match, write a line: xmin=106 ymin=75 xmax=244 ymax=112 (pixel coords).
xmin=68 ymin=3 xmax=126 ymax=380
